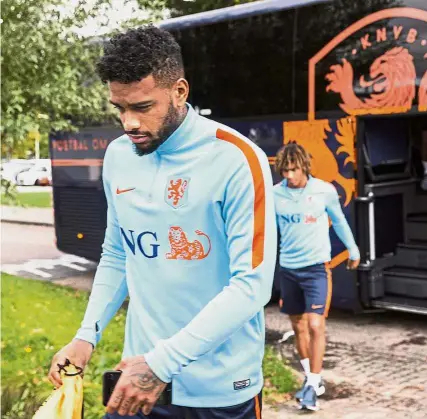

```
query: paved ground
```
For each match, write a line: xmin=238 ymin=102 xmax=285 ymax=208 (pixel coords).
xmin=1 ymin=223 xmax=96 ymax=279
xmin=1 ymin=205 xmax=54 ymax=225
xmin=1 ymin=222 xmax=60 ymax=264
xmin=263 ymin=307 xmax=427 ymax=418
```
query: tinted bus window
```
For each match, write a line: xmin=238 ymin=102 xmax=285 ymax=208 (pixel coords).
xmin=173 ymin=0 xmax=426 ymax=119
xmin=172 ymin=8 xmax=295 ymax=118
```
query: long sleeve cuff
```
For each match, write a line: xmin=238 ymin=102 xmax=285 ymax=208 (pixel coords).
xmin=144 ymin=340 xmax=176 ymax=383
xmin=74 ymin=323 xmax=101 ymax=348
xmin=348 ymin=246 xmax=360 ymax=261
xmin=144 ymin=329 xmax=203 ymax=383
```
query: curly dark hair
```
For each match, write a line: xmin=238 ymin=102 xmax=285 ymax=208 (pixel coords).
xmin=97 ymin=25 xmax=184 ymax=86
xmin=275 ymin=142 xmax=312 ymax=177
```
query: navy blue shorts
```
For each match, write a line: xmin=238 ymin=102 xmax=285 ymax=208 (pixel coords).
xmin=104 ymin=392 xmax=262 ymax=419
xmin=279 ymin=263 xmax=332 ymax=317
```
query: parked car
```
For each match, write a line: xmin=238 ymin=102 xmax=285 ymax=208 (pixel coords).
xmin=16 ymin=160 xmax=52 ymax=186
xmin=0 ymin=160 xmax=35 ymax=184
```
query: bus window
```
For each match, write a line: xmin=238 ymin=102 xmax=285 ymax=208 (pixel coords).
xmin=363 ymin=117 xmax=411 ymax=181
xmin=172 ymin=8 xmax=295 ymax=118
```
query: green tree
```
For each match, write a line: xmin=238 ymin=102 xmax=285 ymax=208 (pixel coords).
xmin=1 ymin=0 xmax=114 ymax=158
xmin=1 ymin=0 xmax=167 ymax=160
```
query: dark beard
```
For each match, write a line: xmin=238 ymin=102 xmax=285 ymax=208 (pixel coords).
xmin=132 ymin=103 xmax=186 ymax=157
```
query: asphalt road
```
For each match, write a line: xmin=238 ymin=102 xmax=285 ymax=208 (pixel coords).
xmin=1 ymin=222 xmax=61 ymax=264
xmin=1 ymin=222 xmax=96 ymax=280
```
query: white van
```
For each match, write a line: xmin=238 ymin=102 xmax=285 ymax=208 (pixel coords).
xmin=16 ymin=159 xmax=52 ymax=186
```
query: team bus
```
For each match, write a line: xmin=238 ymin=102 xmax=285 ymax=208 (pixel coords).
xmin=50 ymin=0 xmax=427 ymax=315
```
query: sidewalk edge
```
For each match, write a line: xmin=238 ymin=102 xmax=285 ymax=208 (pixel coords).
xmin=1 ymin=218 xmax=54 ymax=227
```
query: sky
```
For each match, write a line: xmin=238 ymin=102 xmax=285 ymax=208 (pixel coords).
xmin=58 ymin=0 xmax=170 ymax=37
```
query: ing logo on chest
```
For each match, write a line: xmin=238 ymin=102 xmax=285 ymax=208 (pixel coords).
xmin=166 ymin=227 xmax=211 ymax=260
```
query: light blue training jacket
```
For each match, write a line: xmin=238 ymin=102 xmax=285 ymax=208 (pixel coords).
xmin=274 ymin=176 xmax=360 ymax=269
xmin=75 ymin=104 xmax=277 ymax=407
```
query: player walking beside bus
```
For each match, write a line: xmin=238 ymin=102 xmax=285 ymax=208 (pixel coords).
xmin=48 ymin=26 xmax=277 ymax=419
xmin=273 ymin=142 xmax=360 ymax=411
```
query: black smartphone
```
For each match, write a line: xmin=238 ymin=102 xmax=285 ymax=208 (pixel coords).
xmin=102 ymin=370 xmax=172 ymax=406
xmin=103 ymin=370 xmax=122 ymax=406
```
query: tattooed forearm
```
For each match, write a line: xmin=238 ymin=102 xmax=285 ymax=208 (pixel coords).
xmin=130 ymin=371 xmax=163 ymax=392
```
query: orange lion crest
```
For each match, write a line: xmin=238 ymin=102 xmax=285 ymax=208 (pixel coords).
xmin=284 ymin=119 xmax=355 ymax=206
xmin=165 ymin=177 xmax=189 ymax=208
xmin=166 ymin=227 xmax=211 ymax=260
xmin=326 ymin=47 xmax=417 ymax=115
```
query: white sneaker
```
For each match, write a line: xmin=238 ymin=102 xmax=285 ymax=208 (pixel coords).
xmin=295 ymin=377 xmax=326 ymax=400
xmin=317 ymin=381 xmax=326 ymax=396
xmin=421 ymin=175 xmax=427 ymax=191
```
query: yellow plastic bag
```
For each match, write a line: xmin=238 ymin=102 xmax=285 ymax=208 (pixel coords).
xmin=33 ymin=361 xmax=83 ymax=419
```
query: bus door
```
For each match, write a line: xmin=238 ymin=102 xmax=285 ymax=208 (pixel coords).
xmin=356 ymin=114 xmax=427 ymax=315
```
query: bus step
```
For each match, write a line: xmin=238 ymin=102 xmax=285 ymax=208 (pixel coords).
xmin=407 ymin=212 xmax=427 ymax=222
xmin=396 ymin=242 xmax=427 ymax=269
xmin=371 ymin=295 xmax=427 ymax=315
xmin=383 ymin=267 xmax=427 ymax=299
xmin=406 ymin=213 xmax=427 ymax=242
xmin=411 ymin=193 xmax=427 ymax=214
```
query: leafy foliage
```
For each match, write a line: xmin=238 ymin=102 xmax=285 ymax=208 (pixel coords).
xmin=1 ymin=274 xmax=126 ymax=418
xmin=1 ymin=0 xmax=116 ymax=157
xmin=263 ymin=346 xmax=298 ymax=397
xmin=0 ymin=178 xmax=18 ymax=204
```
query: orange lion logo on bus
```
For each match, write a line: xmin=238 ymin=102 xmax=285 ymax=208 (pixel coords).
xmin=284 ymin=119 xmax=355 ymax=207
xmin=166 ymin=226 xmax=211 ymax=260
xmin=325 ymin=47 xmax=417 ymax=115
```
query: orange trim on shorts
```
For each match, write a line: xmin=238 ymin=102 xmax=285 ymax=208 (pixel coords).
xmin=329 ymin=250 xmax=349 ymax=269
xmin=216 ymin=128 xmax=266 ymax=269
xmin=254 ymin=393 xmax=261 ymax=419
xmin=324 ymin=263 xmax=333 ymax=317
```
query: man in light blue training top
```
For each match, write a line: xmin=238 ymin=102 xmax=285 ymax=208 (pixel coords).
xmin=47 ymin=26 xmax=277 ymax=419
xmin=273 ymin=142 xmax=360 ymax=412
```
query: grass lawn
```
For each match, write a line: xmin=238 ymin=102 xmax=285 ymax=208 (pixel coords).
xmin=1 ymin=191 xmax=51 ymax=208
xmin=1 ymin=274 xmax=297 ymax=418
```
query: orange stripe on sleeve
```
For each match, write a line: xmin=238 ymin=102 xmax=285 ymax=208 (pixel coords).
xmin=324 ymin=263 xmax=333 ymax=317
xmin=216 ymin=128 xmax=265 ymax=269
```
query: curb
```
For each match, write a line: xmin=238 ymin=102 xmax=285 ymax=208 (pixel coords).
xmin=1 ymin=219 xmax=54 ymax=227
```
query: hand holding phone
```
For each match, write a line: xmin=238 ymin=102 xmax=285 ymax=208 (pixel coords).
xmin=102 ymin=370 xmax=172 ymax=407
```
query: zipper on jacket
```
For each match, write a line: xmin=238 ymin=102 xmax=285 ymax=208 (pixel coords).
xmin=148 ymin=152 xmax=161 ymax=202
